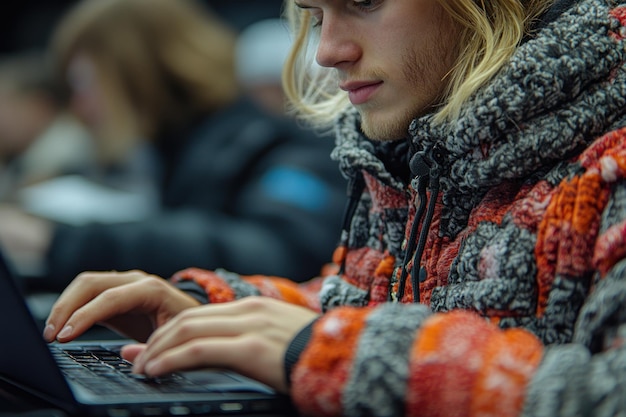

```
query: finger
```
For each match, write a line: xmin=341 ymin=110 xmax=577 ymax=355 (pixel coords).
xmin=141 ymin=336 xmax=286 ymax=391
xmin=46 ymin=271 xmax=170 ymax=342
xmin=44 ymin=271 xmax=139 ymax=341
xmin=54 ymin=278 xmax=159 ymax=342
xmin=145 ymin=297 xmax=271 ymax=344
xmin=137 ymin=297 xmax=314 ymax=372
xmin=134 ymin=314 xmax=254 ymax=373
xmin=121 ymin=343 xmax=147 ymax=363
xmin=142 ymin=337 xmax=240 ymax=376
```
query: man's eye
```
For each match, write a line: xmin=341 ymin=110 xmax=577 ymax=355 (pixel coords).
xmin=353 ymin=0 xmax=383 ymax=11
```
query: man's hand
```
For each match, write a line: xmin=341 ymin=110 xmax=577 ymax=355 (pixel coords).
xmin=44 ymin=270 xmax=201 ymax=343
xmin=124 ymin=296 xmax=319 ymax=393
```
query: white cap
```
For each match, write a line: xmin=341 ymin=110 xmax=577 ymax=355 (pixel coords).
xmin=235 ymin=18 xmax=292 ymax=86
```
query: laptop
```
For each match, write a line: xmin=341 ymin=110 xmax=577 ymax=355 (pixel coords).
xmin=0 ymin=249 xmax=295 ymax=416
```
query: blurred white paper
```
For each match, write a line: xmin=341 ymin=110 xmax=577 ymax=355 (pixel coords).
xmin=18 ymin=175 xmax=158 ymax=225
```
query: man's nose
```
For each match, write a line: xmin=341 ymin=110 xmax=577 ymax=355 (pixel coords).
xmin=315 ymin=17 xmax=361 ymax=68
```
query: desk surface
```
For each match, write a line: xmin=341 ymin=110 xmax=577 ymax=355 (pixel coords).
xmin=0 ymin=378 xmax=296 ymax=417
xmin=0 ymin=384 xmax=68 ymax=417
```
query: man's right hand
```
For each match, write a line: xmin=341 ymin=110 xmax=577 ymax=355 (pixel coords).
xmin=43 ymin=270 xmax=201 ymax=343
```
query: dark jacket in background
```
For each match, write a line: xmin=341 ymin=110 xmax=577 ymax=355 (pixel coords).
xmin=44 ymin=98 xmax=346 ymax=288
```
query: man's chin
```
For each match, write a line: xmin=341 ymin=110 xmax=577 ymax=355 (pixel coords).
xmin=359 ymin=115 xmax=410 ymax=142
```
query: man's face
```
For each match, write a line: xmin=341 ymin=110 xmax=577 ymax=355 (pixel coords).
xmin=297 ymin=0 xmax=461 ymax=141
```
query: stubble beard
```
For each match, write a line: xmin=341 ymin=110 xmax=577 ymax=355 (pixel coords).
xmin=357 ymin=18 xmax=459 ymax=143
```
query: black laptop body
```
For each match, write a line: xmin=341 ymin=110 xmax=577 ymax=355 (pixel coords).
xmin=0 ymin=249 xmax=295 ymax=416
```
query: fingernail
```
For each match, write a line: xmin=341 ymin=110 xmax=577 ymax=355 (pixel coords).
xmin=57 ymin=325 xmax=73 ymax=340
xmin=43 ymin=324 xmax=55 ymax=341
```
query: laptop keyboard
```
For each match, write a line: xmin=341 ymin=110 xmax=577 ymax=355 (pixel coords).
xmin=50 ymin=344 xmax=231 ymax=396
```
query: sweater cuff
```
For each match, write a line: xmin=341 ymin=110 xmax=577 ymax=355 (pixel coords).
xmin=174 ymin=279 xmax=210 ymax=304
xmin=284 ymin=318 xmax=318 ymax=387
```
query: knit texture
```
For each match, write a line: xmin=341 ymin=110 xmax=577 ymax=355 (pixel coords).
xmin=172 ymin=0 xmax=626 ymax=415
xmin=302 ymin=0 xmax=626 ymax=414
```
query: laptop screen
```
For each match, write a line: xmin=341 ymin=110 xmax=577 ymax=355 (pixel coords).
xmin=0 ymin=247 xmax=76 ymax=405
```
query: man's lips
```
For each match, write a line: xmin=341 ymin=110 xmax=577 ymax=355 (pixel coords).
xmin=340 ymin=81 xmax=383 ymax=105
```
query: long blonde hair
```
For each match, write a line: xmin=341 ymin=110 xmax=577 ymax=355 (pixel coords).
xmin=282 ymin=0 xmax=552 ymax=129
xmin=50 ymin=0 xmax=239 ymax=156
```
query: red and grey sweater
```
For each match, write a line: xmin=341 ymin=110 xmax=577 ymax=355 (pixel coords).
xmin=173 ymin=0 xmax=626 ymax=415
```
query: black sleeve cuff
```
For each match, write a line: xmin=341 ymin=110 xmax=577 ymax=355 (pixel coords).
xmin=174 ymin=280 xmax=210 ymax=304
xmin=284 ymin=318 xmax=319 ymax=387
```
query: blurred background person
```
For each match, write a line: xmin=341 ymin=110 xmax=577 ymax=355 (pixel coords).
xmin=0 ymin=0 xmax=287 ymax=56
xmin=0 ymin=0 xmax=346 ymax=294
xmin=0 ymin=50 xmax=94 ymax=199
xmin=0 ymin=50 xmax=158 ymax=283
xmin=235 ymin=18 xmax=294 ymax=116
xmin=0 ymin=49 xmax=159 ymax=227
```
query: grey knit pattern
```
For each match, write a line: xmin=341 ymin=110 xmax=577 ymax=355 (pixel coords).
xmin=521 ymin=342 xmax=626 ymax=417
xmin=214 ymin=268 xmax=261 ymax=298
xmin=408 ymin=0 xmax=626 ymax=238
xmin=332 ymin=108 xmax=406 ymax=191
xmin=319 ymin=275 xmax=369 ymax=312
xmin=574 ymin=259 xmax=626 ymax=349
xmin=324 ymin=0 xmax=626 ymax=414
xmin=342 ymin=304 xmax=431 ymax=417
xmin=330 ymin=0 xmax=626 ymax=340
xmin=432 ymin=221 xmax=537 ymax=315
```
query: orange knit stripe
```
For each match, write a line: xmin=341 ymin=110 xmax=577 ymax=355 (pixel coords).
xmin=535 ymin=169 xmax=608 ymax=316
xmin=407 ymin=311 xmax=542 ymax=417
xmin=332 ymin=245 xmax=348 ymax=266
xmin=535 ymin=180 xmax=572 ymax=315
xmin=369 ymin=254 xmax=396 ymax=305
xmin=571 ymin=171 xmax=603 ymax=234
xmin=615 ymin=147 xmax=626 ymax=173
xmin=171 ymin=267 xmax=235 ymax=303
xmin=471 ymin=328 xmax=543 ymax=417
xmin=244 ymin=275 xmax=315 ymax=308
xmin=375 ymin=254 xmax=395 ymax=276
xmin=291 ymin=307 xmax=369 ymax=417
xmin=406 ymin=311 xmax=497 ymax=417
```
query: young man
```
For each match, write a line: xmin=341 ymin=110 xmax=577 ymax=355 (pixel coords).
xmin=45 ymin=0 xmax=626 ymax=415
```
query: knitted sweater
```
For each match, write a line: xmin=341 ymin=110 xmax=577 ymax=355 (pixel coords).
xmin=173 ymin=0 xmax=626 ymax=415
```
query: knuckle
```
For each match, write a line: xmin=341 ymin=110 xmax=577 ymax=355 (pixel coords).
xmin=176 ymin=307 xmax=195 ymax=321
xmin=73 ymin=271 xmax=95 ymax=285
xmin=48 ymin=302 xmax=65 ymax=319
xmin=187 ymin=339 xmax=209 ymax=358
xmin=99 ymin=287 xmax=121 ymax=302
xmin=238 ymin=334 xmax=271 ymax=357
xmin=240 ymin=296 xmax=267 ymax=310
xmin=142 ymin=275 xmax=170 ymax=293
xmin=176 ymin=321 xmax=196 ymax=339
xmin=125 ymin=269 xmax=148 ymax=278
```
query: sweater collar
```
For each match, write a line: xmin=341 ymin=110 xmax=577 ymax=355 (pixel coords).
xmin=406 ymin=0 xmax=626 ymax=234
xmin=332 ymin=0 xmax=626 ymax=237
